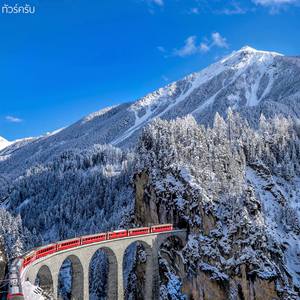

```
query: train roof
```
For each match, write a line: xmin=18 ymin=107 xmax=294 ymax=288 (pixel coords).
xmin=35 ymin=243 xmax=57 ymax=250
xmin=82 ymin=232 xmax=106 ymax=238
xmin=128 ymin=227 xmax=150 ymax=230
xmin=57 ymin=238 xmax=80 ymax=244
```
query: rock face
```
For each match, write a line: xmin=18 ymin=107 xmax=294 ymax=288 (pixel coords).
xmin=133 ymin=113 xmax=300 ymax=299
xmin=134 ymin=170 xmax=281 ymax=300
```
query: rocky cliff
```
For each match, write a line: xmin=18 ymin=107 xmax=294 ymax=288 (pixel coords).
xmin=133 ymin=113 xmax=300 ymax=299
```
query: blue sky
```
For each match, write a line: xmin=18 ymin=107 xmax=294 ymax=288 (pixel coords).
xmin=1 ymin=0 xmax=300 ymax=140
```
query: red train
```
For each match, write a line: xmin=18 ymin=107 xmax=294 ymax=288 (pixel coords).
xmin=21 ymin=224 xmax=173 ymax=270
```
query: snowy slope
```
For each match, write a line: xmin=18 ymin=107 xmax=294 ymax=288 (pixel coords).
xmin=246 ymin=167 xmax=300 ymax=288
xmin=0 ymin=137 xmax=10 ymax=151
xmin=1 ymin=46 xmax=300 ymax=181
xmin=113 ymin=46 xmax=284 ymax=144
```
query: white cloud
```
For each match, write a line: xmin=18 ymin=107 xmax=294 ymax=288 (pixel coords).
xmin=151 ymin=0 xmax=164 ymax=6
xmin=220 ymin=2 xmax=247 ymax=14
xmin=5 ymin=115 xmax=23 ymax=123
xmin=189 ymin=7 xmax=200 ymax=14
xmin=253 ymin=0 xmax=298 ymax=5
xmin=145 ymin=0 xmax=164 ymax=14
xmin=173 ymin=36 xmax=199 ymax=57
xmin=200 ymin=42 xmax=210 ymax=53
xmin=252 ymin=0 xmax=299 ymax=12
xmin=157 ymin=46 xmax=166 ymax=53
xmin=167 ymin=32 xmax=228 ymax=58
xmin=212 ymin=32 xmax=228 ymax=48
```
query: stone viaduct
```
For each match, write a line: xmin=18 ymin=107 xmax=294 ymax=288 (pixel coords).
xmin=21 ymin=230 xmax=186 ymax=300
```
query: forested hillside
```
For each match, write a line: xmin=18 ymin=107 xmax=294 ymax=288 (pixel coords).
xmin=133 ymin=112 xmax=300 ymax=299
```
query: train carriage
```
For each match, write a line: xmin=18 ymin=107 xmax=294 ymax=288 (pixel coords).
xmin=36 ymin=244 xmax=57 ymax=259
xmin=22 ymin=251 xmax=36 ymax=268
xmin=150 ymin=224 xmax=173 ymax=233
xmin=128 ymin=227 xmax=150 ymax=236
xmin=57 ymin=238 xmax=81 ymax=251
xmin=107 ymin=229 xmax=128 ymax=239
xmin=81 ymin=232 xmax=107 ymax=245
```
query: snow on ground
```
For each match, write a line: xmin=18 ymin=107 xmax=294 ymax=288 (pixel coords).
xmin=0 ymin=136 xmax=11 ymax=151
xmin=22 ymin=281 xmax=45 ymax=300
xmin=82 ymin=106 xmax=117 ymax=124
xmin=246 ymin=167 xmax=300 ymax=287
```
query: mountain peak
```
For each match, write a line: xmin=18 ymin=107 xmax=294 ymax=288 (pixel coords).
xmin=236 ymin=45 xmax=283 ymax=56
xmin=0 ymin=136 xmax=8 ymax=143
xmin=239 ymin=45 xmax=258 ymax=52
xmin=0 ymin=136 xmax=10 ymax=151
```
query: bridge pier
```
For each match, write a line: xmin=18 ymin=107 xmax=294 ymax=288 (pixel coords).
xmin=52 ymin=274 xmax=58 ymax=300
xmin=151 ymin=250 xmax=160 ymax=300
xmin=82 ymin=263 xmax=89 ymax=300
xmin=51 ymin=260 xmax=62 ymax=299
xmin=117 ymin=255 xmax=124 ymax=300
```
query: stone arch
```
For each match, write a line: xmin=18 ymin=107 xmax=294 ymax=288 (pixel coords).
xmin=123 ymin=240 xmax=153 ymax=300
xmin=34 ymin=265 xmax=54 ymax=297
xmin=58 ymin=254 xmax=84 ymax=300
xmin=89 ymin=247 xmax=118 ymax=300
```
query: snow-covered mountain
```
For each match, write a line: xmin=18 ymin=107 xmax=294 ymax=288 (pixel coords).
xmin=0 ymin=137 xmax=10 ymax=151
xmin=1 ymin=46 xmax=300 ymax=183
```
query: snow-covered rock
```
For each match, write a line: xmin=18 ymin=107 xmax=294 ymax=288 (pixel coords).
xmin=134 ymin=113 xmax=300 ymax=299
